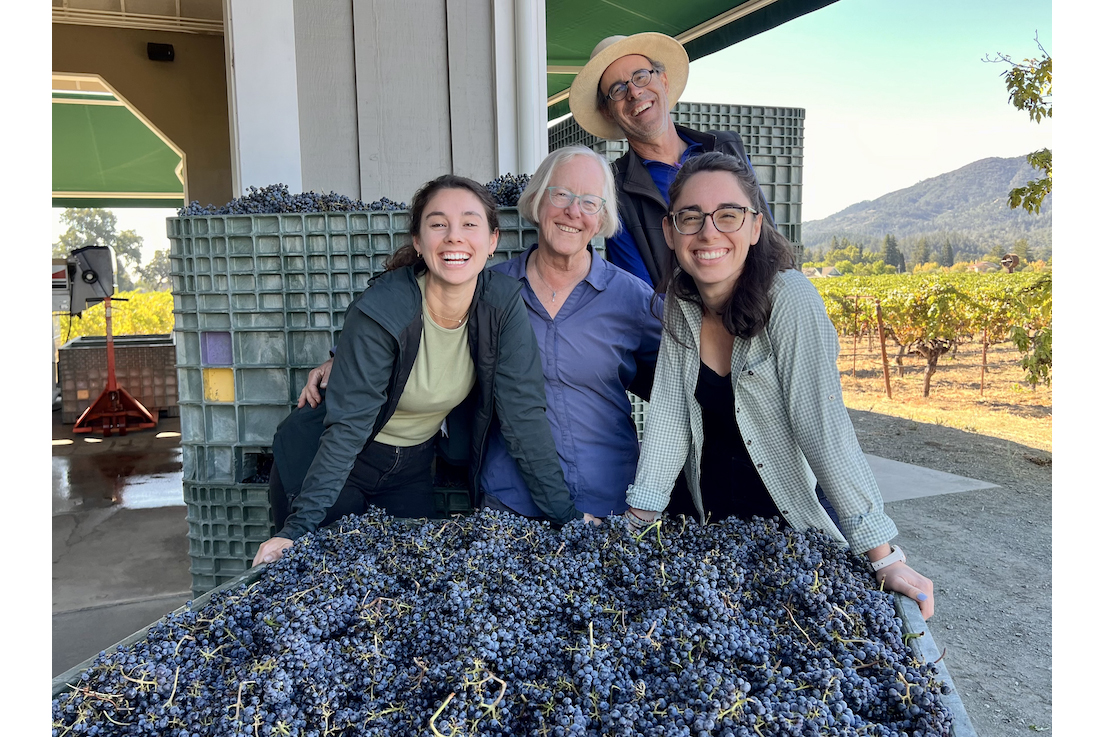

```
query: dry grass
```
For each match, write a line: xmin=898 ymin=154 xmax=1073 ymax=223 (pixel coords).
xmin=836 ymin=336 xmax=1052 ymax=452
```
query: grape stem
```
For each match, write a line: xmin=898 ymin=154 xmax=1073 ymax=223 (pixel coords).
xmin=165 ymin=665 xmax=181 ymax=708
xmin=410 ymin=658 xmax=429 ymax=691
xmin=231 ymin=680 xmax=256 ymax=722
xmin=429 ymin=692 xmax=456 ymax=736
xmin=783 ymin=603 xmax=816 ymax=647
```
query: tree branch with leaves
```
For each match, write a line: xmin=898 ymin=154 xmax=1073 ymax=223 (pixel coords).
xmin=52 ymin=208 xmax=145 ymax=291
xmin=985 ymin=34 xmax=1051 ymax=214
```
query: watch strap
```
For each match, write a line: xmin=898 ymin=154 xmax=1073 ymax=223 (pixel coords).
xmin=869 ymin=544 xmax=906 ymax=572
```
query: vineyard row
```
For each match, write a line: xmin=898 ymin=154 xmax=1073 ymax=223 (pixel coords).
xmin=812 ymin=272 xmax=1053 ymax=393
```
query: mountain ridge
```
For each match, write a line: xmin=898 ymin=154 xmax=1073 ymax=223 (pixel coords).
xmin=800 ymin=155 xmax=1052 ymax=258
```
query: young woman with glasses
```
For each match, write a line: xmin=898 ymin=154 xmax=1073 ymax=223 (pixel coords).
xmin=622 ymin=151 xmax=936 ymax=620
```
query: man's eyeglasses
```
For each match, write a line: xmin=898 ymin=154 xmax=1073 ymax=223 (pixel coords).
xmin=605 ymin=68 xmax=657 ymax=102
xmin=670 ymin=206 xmax=758 ymax=235
xmin=546 ymin=187 xmax=605 ymax=215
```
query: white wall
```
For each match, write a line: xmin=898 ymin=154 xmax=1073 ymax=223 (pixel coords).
xmin=226 ymin=0 xmax=548 ymax=201
xmin=293 ymin=0 xmax=361 ymax=199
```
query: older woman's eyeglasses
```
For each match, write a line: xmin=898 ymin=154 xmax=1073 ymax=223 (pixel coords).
xmin=670 ymin=206 xmax=758 ymax=235
xmin=605 ymin=69 xmax=657 ymax=102
xmin=546 ymin=187 xmax=605 ymax=215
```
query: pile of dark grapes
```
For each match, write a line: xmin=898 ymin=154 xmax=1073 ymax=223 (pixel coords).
xmin=52 ymin=511 xmax=953 ymax=736
xmin=483 ymin=173 xmax=532 ymax=208
xmin=178 ymin=174 xmax=533 ymax=218
xmin=177 ymin=185 xmax=408 ymax=216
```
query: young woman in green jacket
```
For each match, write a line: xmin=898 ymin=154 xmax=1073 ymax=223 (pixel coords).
xmin=253 ymin=175 xmax=580 ymax=566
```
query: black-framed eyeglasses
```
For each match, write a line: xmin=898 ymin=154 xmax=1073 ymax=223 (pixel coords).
xmin=670 ymin=206 xmax=758 ymax=235
xmin=605 ymin=68 xmax=657 ymax=102
xmin=546 ymin=187 xmax=605 ymax=215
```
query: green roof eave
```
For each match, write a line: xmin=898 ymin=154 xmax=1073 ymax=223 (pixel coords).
xmin=53 ymin=94 xmax=185 ymax=208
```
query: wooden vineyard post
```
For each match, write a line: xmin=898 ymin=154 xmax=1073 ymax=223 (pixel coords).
xmin=875 ymin=300 xmax=892 ymax=399
xmin=980 ymin=327 xmax=988 ymax=396
xmin=852 ymin=295 xmax=860 ymax=378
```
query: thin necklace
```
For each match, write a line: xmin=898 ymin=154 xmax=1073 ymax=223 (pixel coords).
xmin=531 ymin=255 xmax=587 ymax=304
xmin=427 ymin=305 xmax=468 ymax=326
xmin=533 ymin=265 xmax=559 ymax=303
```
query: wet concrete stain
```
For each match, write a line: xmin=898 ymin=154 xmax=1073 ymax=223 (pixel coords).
xmin=53 ymin=449 xmax=184 ymax=514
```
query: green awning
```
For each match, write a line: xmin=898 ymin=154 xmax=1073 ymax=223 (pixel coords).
xmin=546 ymin=0 xmax=838 ymax=119
xmin=52 ymin=91 xmax=185 ymax=208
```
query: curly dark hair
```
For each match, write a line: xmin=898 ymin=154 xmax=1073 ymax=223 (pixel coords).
xmin=385 ymin=175 xmax=501 ymax=271
xmin=656 ymin=151 xmax=795 ymax=340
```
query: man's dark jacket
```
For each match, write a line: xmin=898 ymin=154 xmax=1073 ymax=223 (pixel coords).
xmin=274 ymin=264 xmax=579 ymax=539
xmin=611 ymin=124 xmax=776 ymax=287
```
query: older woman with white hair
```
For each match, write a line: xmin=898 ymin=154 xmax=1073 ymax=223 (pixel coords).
xmin=479 ymin=145 xmax=662 ymax=520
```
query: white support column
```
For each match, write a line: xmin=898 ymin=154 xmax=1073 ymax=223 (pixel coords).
xmin=492 ymin=0 xmax=519 ymax=176
xmin=513 ymin=0 xmax=547 ymax=175
xmin=223 ymin=0 xmax=303 ymax=194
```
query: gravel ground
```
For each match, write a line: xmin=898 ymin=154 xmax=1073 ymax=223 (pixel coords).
xmin=848 ymin=408 xmax=1052 ymax=737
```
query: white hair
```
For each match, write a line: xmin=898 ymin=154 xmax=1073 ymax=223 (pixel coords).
xmin=517 ymin=146 xmax=620 ymax=239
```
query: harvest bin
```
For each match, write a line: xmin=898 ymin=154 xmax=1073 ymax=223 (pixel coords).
xmin=51 ymin=578 xmax=976 ymax=736
xmin=169 ymin=208 xmax=612 ymax=596
xmin=57 ymin=334 xmax=179 ymax=423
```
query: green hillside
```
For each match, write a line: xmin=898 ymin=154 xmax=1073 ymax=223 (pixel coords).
xmin=801 ymin=156 xmax=1052 ymax=263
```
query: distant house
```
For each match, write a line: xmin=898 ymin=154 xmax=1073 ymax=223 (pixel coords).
xmin=803 ymin=266 xmax=842 ymax=278
xmin=969 ymin=261 xmax=1000 ymax=273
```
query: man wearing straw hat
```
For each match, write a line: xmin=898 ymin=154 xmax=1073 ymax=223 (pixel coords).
xmin=569 ymin=32 xmax=774 ymax=288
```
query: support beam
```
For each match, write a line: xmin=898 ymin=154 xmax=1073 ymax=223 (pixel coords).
xmin=514 ymin=0 xmax=547 ymax=174
xmin=492 ymin=0 xmax=519 ymax=175
xmin=224 ymin=0 xmax=303 ymax=194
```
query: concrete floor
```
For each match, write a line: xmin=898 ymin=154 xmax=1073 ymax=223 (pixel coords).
xmin=52 ymin=409 xmax=191 ymax=677
xmin=50 ymin=407 xmax=1000 ymax=680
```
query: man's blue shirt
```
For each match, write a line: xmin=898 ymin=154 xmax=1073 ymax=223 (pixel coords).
xmin=604 ymin=135 xmax=705 ymax=285
xmin=481 ymin=245 xmax=662 ymax=518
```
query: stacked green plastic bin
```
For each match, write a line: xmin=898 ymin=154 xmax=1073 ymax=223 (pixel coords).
xmin=170 ymin=208 xmax=551 ymax=596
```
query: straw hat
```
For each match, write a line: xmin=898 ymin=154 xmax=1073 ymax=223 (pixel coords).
xmin=568 ymin=33 xmax=689 ymax=141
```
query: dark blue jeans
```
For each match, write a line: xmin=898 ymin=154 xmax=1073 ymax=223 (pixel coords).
xmin=271 ymin=435 xmax=437 ymax=529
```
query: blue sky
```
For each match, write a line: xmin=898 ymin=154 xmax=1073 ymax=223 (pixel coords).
xmin=684 ymin=0 xmax=1053 ymax=220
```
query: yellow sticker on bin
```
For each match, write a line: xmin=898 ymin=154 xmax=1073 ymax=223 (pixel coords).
xmin=203 ymin=368 xmax=235 ymax=402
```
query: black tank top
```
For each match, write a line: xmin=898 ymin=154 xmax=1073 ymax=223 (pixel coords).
xmin=666 ymin=361 xmax=786 ymax=525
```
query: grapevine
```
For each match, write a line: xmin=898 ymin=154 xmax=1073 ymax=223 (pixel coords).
xmin=814 ymin=272 xmax=1053 ymax=391
xmin=53 ymin=510 xmax=953 ymax=736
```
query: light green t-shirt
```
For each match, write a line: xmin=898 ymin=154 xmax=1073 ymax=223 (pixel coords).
xmin=375 ymin=274 xmax=476 ymax=447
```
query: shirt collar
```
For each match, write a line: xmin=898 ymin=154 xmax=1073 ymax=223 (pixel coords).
xmin=641 ymin=132 xmax=703 ymax=167
xmin=510 ymin=243 xmax=611 ymax=292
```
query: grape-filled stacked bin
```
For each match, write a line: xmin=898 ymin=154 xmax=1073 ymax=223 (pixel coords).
xmin=51 ymin=512 xmax=976 ymax=736
xmin=168 ymin=180 xmax=594 ymax=597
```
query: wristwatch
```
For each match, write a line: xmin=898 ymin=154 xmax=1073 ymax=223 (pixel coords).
xmin=868 ymin=544 xmax=906 ymax=573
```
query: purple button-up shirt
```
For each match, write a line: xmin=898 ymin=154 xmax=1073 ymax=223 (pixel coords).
xmin=481 ymin=245 xmax=662 ymax=517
